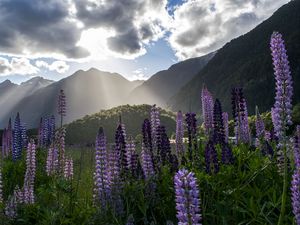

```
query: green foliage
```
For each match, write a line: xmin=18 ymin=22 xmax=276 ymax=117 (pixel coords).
xmin=65 ymin=104 xmax=176 ymax=145
xmin=0 ymin=141 xmax=294 ymax=224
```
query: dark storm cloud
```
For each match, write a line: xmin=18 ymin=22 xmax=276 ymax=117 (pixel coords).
xmin=0 ymin=0 xmax=89 ymax=58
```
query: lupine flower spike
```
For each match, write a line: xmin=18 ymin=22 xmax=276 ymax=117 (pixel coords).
xmin=93 ymin=128 xmax=108 ymax=207
xmin=291 ymin=136 xmax=300 ymax=225
xmin=174 ymin=169 xmax=202 ymax=225
xmin=23 ymin=140 xmax=36 ymax=204
xmin=201 ymin=86 xmax=214 ymax=135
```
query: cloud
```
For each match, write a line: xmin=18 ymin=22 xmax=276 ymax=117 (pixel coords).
xmin=169 ymin=0 xmax=290 ymax=59
xmin=0 ymin=0 xmax=290 ymax=62
xmin=0 ymin=0 xmax=171 ymax=60
xmin=75 ymin=0 xmax=171 ymax=58
xmin=0 ymin=0 xmax=89 ymax=59
xmin=0 ymin=57 xmax=39 ymax=76
xmin=36 ymin=60 xmax=70 ymax=73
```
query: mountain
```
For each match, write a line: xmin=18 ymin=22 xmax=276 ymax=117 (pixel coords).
xmin=169 ymin=0 xmax=300 ymax=115
xmin=65 ymin=104 xmax=176 ymax=145
xmin=1 ymin=68 xmax=144 ymax=127
xmin=0 ymin=77 xmax=54 ymax=127
xmin=128 ymin=52 xmax=215 ymax=107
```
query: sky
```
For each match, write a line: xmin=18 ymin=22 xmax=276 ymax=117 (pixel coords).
xmin=0 ymin=0 xmax=290 ymax=84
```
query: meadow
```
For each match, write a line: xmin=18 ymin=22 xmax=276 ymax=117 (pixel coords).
xmin=0 ymin=32 xmax=299 ymax=225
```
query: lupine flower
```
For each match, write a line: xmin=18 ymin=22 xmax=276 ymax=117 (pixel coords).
xmin=169 ymin=154 xmax=179 ymax=172
xmin=255 ymin=106 xmax=265 ymax=139
xmin=213 ymin=99 xmax=225 ymax=144
xmin=150 ymin=104 xmax=160 ymax=151
xmin=261 ymin=141 xmax=274 ymax=157
xmin=174 ymin=169 xmax=202 ymax=225
xmin=231 ymin=88 xmax=250 ymax=144
xmin=291 ymin=136 xmax=300 ymax=225
xmin=13 ymin=113 xmax=23 ymax=161
xmin=270 ymin=32 xmax=293 ymax=141
xmin=0 ymin=165 xmax=3 ymax=203
xmin=64 ymin=158 xmax=73 ymax=180
xmin=185 ymin=113 xmax=197 ymax=161
xmin=201 ymin=86 xmax=214 ymax=135
xmin=93 ymin=128 xmax=108 ymax=207
xmin=58 ymin=89 xmax=66 ymax=127
xmin=23 ymin=140 xmax=36 ymax=204
xmin=106 ymin=146 xmax=123 ymax=215
xmin=126 ymin=214 xmax=135 ymax=225
xmin=55 ymin=127 xmax=66 ymax=173
xmin=222 ymin=112 xmax=229 ymax=143
xmin=3 ymin=118 xmax=13 ymax=158
xmin=176 ymin=111 xmax=184 ymax=157
xmin=125 ymin=136 xmax=137 ymax=173
xmin=14 ymin=185 xmax=24 ymax=204
xmin=142 ymin=119 xmax=153 ymax=152
xmin=5 ymin=194 xmax=17 ymax=219
xmin=221 ymin=144 xmax=234 ymax=164
xmin=205 ymin=141 xmax=219 ymax=174
xmin=115 ymin=124 xmax=127 ymax=173
xmin=156 ymin=125 xmax=171 ymax=165
xmin=141 ymin=144 xmax=155 ymax=179
xmin=46 ymin=145 xmax=59 ymax=176
xmin=265 ymin=131 xmax=271 ymax=142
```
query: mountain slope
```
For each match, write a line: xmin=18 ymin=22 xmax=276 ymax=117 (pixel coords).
xmin=65 ymin=104 xmax=176 ymax=145
xmin=0 ymin=77 xmax=53 ymax=127
xmin=128 ymin=52 xmax=215 ymax=106
xmin=169 ymin=0 xmax=300 ymax=115
xmin=3 ymin=68 xmax=143 ymax=127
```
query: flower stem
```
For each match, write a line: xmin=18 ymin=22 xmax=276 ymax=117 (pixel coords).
xmin=278 ymin=146 xmax=288 ymax=225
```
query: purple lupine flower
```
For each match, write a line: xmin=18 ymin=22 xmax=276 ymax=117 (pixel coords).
xmin=142 ymin=119 xmax=153 ymax=153
xmin=176 ymin=111 xmax=184 ymax=157
xmin=126 ymin=214 xmax=135 ymax=225
xmin=174 ymin=169 xmax=202 ymax=225
xmin=291 ymin=136 xmax=300 ymax=224
xmin=265 ymin=131 xmax=271 ymax=142
xmin=255 ymin=106 xmax=265 ymax=139
xmin=23 ymin=140 xmax=36 ymax=204
xmin=270 ymin=32 xmax=293 ymax=141
xmin=125 ymin=136 xmax=137 ymax=173
xmin=64 ymin=158 xmax=73 ymax=180
xmin=185 ymin=113 xmax=197 ymax=161
xmin=5 ymin=194 xmax=17 ymax=219
xmin=13 ymin=113 xmax=23 ymax=161
xmin=231 ymin=88 xmax=250 ymax=144
xmin=106 ymin=146 xmax=123 ymax=215
xmin=201 ymin=86 xmax=214 ymax=135
xmin=150 ymin=104 xmax=160 ymax=151
xmin=46 ymin=145 xmax=59 ymax=176
xmin=14 ymin=185 xmax=24 ymax=204
xmin=38 ymin=117 xmax=43 ymax=147
xmin=93 ymin=128 xmax=108 ymax=207
xmin=21 ymin=123 xmax=28 ymax=149
xmin=55 ymin=127 xmax=66 ymax=174
xmin=156 ymin=125 xmax=171 ymax=165
xmin=262 ymin=141 xmax=274 ymax=157
xmin=141 ymin=144 xmax=155 ymax=179
xmin=0 ymin=165 xmax=3 ymax=203
xmin=58 ymin=89 xmax=66 ymax=128
xmin=213 ymin=99 xmax=225 ymax=145
xmin=205 ymin=141 xmax=219 ymax=174
xmin=115 ymin=124 xmax=127 ymax=173
xmin=222 ymin=112 xmax=229 ymax=143
xmin=221 ymin=144 xmax=234 ymax=164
